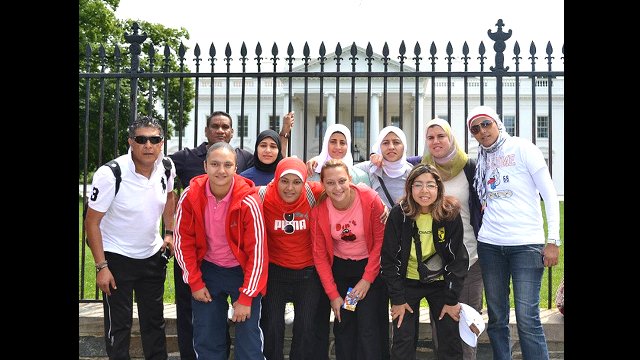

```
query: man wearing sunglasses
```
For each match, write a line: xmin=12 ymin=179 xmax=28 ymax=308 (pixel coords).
xmin=85 ymin=115 xmax=176 ymax=360
xmin=467 ymin=105 xmax=560 ymax=360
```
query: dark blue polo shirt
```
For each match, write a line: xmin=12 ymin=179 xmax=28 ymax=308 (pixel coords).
xmin=169 ymin=142 xmax=254 ymax=189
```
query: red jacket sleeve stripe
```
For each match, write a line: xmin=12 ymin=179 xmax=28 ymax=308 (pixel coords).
xmin=241 ymin=195 xmax=266 ymax=298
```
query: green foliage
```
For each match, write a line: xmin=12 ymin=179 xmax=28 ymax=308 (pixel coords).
xmin=79 ymin=0 xmax=195 ymax=175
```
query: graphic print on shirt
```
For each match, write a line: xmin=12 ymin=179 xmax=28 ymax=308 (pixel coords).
xmin=274 ymin=212 xmax=308 ymax=234
xmin=487 ymin=167 xmax=501 ymax=190
xmin=336 ymin=220 xmax=357 ymax=242
xmin=486 ymin=152 xmax=516 ymax=199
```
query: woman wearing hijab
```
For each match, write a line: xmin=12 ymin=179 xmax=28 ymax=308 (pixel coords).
xmin=240 ymin=129 xmax=284 ymax=185
xmin=307 ymin=123 xmax=370 ymax=186
xmin=353 ymin=126 xmax=412 ymax=359
xmin=370 ymin=119 xmax=483 ymax=358
xmin=467 ymin=105 xmax=560 ymax=360
xmin=381 ymin=163 xmax=468 ymax=360
xmin=354 ymin=126 xmax=413 ymax=209
xmin=257 ymin=157 xmax=325 ymax=360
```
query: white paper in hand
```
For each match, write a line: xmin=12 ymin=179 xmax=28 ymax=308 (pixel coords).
xmin=459 ymin=303 xmax=485 ymax=347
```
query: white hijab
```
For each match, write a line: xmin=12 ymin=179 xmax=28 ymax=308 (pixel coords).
xmin=370 ymin=126 xmax=411 ymax=178
xmin=315 ymin=123 xmax=354 ymax=173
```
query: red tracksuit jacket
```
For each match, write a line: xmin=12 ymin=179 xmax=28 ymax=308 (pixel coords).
xmin=174 ymin=173 xmax=268 ymax=306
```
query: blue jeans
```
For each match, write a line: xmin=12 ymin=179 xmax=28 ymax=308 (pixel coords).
xmin=477 ymin=242 xmax=549 ymax=360
xmin=192 ymin=261 xmax=264 ymax=360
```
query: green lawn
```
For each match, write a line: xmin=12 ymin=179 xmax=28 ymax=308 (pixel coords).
xmin=80 ymin=198 xmax=564 ymax=309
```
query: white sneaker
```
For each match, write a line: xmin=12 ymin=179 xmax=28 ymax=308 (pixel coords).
xmin=284 ymin=303 xmax=295 ymax=325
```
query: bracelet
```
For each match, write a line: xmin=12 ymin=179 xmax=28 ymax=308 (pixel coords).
xmin=95 ymin=260 xmax=109 ymax=272
xmin=280 ymin=132 xmax=289 ymax=138
xmin=165 ymin=230 xmax=174 ymax=236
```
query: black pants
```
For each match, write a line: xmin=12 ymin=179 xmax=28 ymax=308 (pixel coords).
xmin=260 ymin=264 xmax=325 ymax=360
xmin=103 ymin=250 xmax=168 ymax=360
xmin=313 ymin=292 xmax=331 ymax=360
xmin=174 ymin=258 xmax=231 ymax=360
xmin=390 ymin=279 xmax=462 ymax=360
xmin=378 ymin=280 xmax=391 ymax=360
xmin=332 ymin=257 xmax=386 ymax=360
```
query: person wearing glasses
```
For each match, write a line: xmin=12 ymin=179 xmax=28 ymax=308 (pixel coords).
xmin=84 ymin=115 xmax=176 ymax=360
xmin=380 ymin=163 xmax=468 ymax=360
xmin=173 ymin=141 xmax=268 ymax=360
xmin=255 ymin=157 xmax=325 ymax=360
xmin=310 ymin=159 xmax=388 ymax=360
xmin=466 ymin=105 xmax=560 ymax=360
xmin=240 ymin=128 xmax=284 ymax=185
xmin=406 ymin=118 xmax=484 ymax=360
xmin=169 ymin=110 xmax=293 ymax=359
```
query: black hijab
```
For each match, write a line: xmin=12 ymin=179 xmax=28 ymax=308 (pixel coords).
xmin=253 ymin=129 xmax=283 ymax=173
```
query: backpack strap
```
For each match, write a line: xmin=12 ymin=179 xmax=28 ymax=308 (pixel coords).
xmin=257 ymin=186 xmax=267 ymax=202
xmin=304 ymin=183 xmax=316 ymax=208
xmin=84 ymin=160 xmax=121 ymax=221
xmin=162 ymin=157 xmax=172 ymax=184
xmin=105 ymin=160 xmax=122 ymax=196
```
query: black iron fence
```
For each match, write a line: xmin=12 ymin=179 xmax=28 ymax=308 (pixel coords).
xmin=79 ymin=19 xmax=564 ymax=307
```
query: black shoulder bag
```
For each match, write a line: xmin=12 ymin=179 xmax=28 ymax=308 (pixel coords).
xmin=413 ymin=222 xmax=445 ymax=284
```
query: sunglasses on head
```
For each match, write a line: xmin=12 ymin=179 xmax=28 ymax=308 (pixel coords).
xmin=133 ymin=135 xmax=163 ymax=144
xmin=469 ymin=120 xmax=494 ymax=135
xmin=283 ymin=213 xmax=295 ymax=234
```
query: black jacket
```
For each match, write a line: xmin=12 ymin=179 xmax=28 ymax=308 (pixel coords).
xmin=463 ymin=158 xmax=483 ymax=238
xmin=381 ymin=204 xmax=469 ymax=306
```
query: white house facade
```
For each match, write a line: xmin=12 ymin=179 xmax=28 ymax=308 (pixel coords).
xmin=167 ymin=47 xmax=564 ymax=195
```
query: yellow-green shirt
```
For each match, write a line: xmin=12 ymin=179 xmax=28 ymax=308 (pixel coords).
xmin=406 ymin=213 xmax=437 ymax=280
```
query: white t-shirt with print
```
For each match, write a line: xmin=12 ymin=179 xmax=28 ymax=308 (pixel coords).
xmin=477 ymin=137 xmax=551 ymax=246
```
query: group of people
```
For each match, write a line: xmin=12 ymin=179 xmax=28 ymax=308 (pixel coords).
xmin=85 ymin=105 xmax=561 ymax=360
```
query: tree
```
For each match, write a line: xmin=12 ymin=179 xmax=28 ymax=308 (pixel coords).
xmin=79 ymin=0 xmax=195 ymax=177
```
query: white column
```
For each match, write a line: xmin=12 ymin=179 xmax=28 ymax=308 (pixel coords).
xmin=326 ymin=93 xmax=336 ymax=127
xmin=369 ymin=93 xmax=380 ymax=152
xmin=416 ymin=92 xmax=425 ymax=156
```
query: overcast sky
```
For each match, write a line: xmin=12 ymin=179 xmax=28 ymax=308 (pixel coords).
xmin=115 ymin=0 xmax=564 ymax=71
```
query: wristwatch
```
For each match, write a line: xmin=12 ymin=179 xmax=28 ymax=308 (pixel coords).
xmin=546 ymin=238 xmax=562 ymax=246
